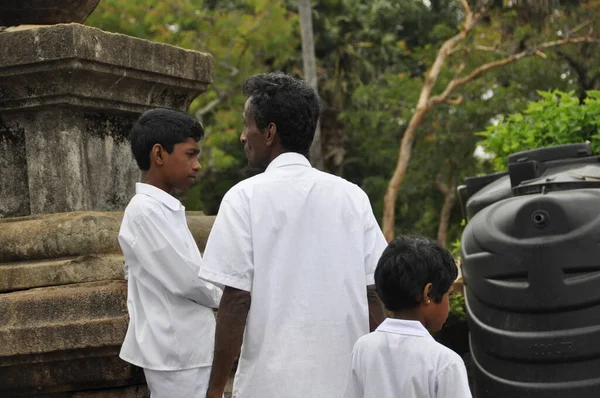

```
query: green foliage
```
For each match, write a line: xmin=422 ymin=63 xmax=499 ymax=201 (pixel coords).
xmin=450 ymin=238 xmax=462 ymax=259
xmin=479 ymin=90 xmax=600 ymax=170
xmin=87 ymin=0 xmax=598 ymax=241
xmin=87 ymin=0 xmax=299 ymax=213
xmin=448 ymin=292 xmax=466 ymax=325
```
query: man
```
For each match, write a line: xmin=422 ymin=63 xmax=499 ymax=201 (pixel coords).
xmin=200 ymin=73 xmax=387 ymax=398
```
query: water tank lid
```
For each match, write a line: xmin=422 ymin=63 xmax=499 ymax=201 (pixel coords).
xmin=507 ymin=143 xmax=592 ymax=165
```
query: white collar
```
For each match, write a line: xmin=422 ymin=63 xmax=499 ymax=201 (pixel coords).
xmin=136 ymin=183 xmax=183 ymax=211
xmin=376 ymin=318 xmax=434 ymax=340
xmin=266 ymin=152 xmax=311 ymax=172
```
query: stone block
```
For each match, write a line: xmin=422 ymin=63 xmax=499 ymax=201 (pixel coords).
xmin=0 ymin=281 xmax=141 ymax=396
xmin=0 ymin=211 xmax=216 ymax=395
xmin=0 ymin=24 xmax=213 ymax=217
xmin=0 ymin=1 xmax=100 ymax=26
xmin=0 ymin=255 xmax=124 ymax=293
xmin=0 ymin=212 xmax=123 ymax=263
xmin=0 ymin=211 xmax=215 ymax=291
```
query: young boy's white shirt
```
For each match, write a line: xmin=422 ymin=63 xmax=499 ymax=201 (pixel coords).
xmin=118 ymin=183 xmax=222 ymax=370
xmin=344 ymin=318 xmax=472 ymax=398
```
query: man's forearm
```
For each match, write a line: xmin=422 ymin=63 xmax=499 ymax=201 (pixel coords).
xmin=367 ymin=285 xmax=386 ymax=331
xmin=206 ymin=286 xmax=251 ymax=398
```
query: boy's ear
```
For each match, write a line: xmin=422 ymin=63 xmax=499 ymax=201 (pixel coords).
xmin=151 ymin=144 xmax=165 ymax=166
xmin=423 ymin=283 xmax=433 ymax=304
xmin=265 ymin=122 xmax=277 ymax=146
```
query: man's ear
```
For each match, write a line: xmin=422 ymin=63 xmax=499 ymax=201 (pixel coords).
xmin=150 ymin=144 xmax=165 ymax=166
xmin=265 ymin=122 xmax=277 ymax=146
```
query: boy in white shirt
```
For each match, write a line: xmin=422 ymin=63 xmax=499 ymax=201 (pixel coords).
xmin=118 ymin=109 xmax=222 ymax=397
xmin=344 ymin=236 xmax=472 ymax=398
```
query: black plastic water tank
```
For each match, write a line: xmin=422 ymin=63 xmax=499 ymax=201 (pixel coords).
xmin=459 ymin=143 xmax=600 ymax=397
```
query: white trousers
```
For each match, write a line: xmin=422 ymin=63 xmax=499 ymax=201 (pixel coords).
xmin=144 ymin=366 xmax=210 ymax=398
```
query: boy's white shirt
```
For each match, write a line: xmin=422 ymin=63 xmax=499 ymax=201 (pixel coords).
xmin=344 ymin=318 xmax=472 ymax=398
xmin=118 ymin=182 xmax=222 ymax=370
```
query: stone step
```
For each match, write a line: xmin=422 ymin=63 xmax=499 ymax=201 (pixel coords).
xmin=0 ymin=211 xmax=215 ymax=263
xmin=0 ymin=281 xmax=137 ymax=395
xmin=0 ymin=281 xmax=127 ymax=358
xmin=0 ymin=212 xmax=123 ymax=263
xmin=0 ymin=254 xmax=125 ymax=293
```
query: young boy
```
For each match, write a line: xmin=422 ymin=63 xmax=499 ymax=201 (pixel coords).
xmin=118 ymin=108 xmax=222 ymax=397
xmin=343 ymin=236 xmax=472 ymax=398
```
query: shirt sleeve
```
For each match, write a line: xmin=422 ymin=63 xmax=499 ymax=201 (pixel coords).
xmin=199 ymin=198 xmax=254 ymax=292
xmin=362 ymin=193 xmax=388 ymax=285
xmin=126 ymin=210 xmax=223 ymax=308
xmin=343 ymin=344 xmax=364 ymax=398
xmin=436 ymin=359 xmax=472 ymax=398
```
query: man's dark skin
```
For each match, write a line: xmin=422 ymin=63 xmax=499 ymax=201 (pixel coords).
xmin=205 ymin=97 xmax=387 ymax=398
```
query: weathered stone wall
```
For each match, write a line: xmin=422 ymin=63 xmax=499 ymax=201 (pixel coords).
xmin=0 ymin=7 xmax=218 ymax=396
xmin=0 ymin=23 xmax=214 ymax=217
xmin=0 ymin=212 xmax=215 ymax=397
xmin=0 ymin=111 xmax=139 ymax=216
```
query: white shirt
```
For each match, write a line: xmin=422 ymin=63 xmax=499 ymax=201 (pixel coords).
xmin=344 ymin=318 xmax=472 ymax=398
xmin=118 ymin=183 xmax=222 ymax=370
xmin=200 ymin=153 xmax=388 ymax=398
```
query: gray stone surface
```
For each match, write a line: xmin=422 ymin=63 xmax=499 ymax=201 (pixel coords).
xmin=0 ymin=255 xmax=125 ymax=293
xmin=0 ymin=23 xmax=214 ymax=217
xmin=0 ymin=120 xmax=29 ymax=217
xmin=0 ymin=211 xmax=217 ymax=395
xmin=0 ymin=23 xmax=213 ymax=113
xmin=0 ymin=281 xmax=142 ymax=396
xmin=0 ymin=211 xmax=215 ymax=265
xmin=0 ymin=212 xmax=123 ymax=263
xmin=0 ymin=1 xmax=100 ymax=26
xmin=1 ymin=111 xmax=140 ymax=216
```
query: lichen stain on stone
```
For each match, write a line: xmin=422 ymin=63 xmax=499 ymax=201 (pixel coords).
xmin=83 ymin=112 xmax=132 ymax=144
xmin=0 ymin=85 xmax=15 ymax=102
xmin=0 ymin=121 xmax=25 ymax=145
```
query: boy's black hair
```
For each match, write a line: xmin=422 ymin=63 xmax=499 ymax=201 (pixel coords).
xmin=242 ymin=72 xmax=322 ymax=156
xmin=130 ymin=108 xmax=204 ymax=171
xmin=375 ymin=236 xmax=458 ymax=311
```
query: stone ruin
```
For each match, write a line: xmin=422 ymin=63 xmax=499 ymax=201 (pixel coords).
xmin=0 ymin=2 xmax=216 ymax=396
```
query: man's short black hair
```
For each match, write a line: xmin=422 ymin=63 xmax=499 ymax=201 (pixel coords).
xmin=242 ymin=72 xmax=321 ymax=156
xmin=375 ymin=236 xmax=458 ymax=312
xmin=130 ymin=108 xmax=204 ymax=171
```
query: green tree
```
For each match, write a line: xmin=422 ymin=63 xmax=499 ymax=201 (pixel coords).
xmin=380 ymin=0 xmax=599 ymax=241
xmin=479 ymin=89 xmax=600 ymax=170
xmin=87 ymin=0 xmax=299 ymax=213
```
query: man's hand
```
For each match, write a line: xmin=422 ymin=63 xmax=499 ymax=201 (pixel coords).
xmin=205 ymin=286 xmax=251 ymax=398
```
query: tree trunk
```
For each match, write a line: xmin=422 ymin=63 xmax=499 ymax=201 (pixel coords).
xmin=298 ymin=0 xmax=324 ymax=170
xmin=436 ymin=174 xmax=457 ymax=248
xmin=320 ymin=108 xmax=345 ymax=176
xmin=381 ymin=0 xmax=597 ymax=241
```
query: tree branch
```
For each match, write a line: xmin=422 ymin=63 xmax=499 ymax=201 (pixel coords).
xmin=429 ymin=33 xmax=600 ymax=107
xmin=449 ymin=44 xmax=464 ymax=55
xmin=436 ymin=173 xmax=450 ymax=194
xmin=445 ymin=96 xmax=464 ymax=105
xmin=220 ymin=61 xmax=239 ymax=77
xmin=566 ymin=20 xmax=592 ymax=37
xmin=194 ymin=97 xmax=223 ymax=120
xmin=382 ymin=13 xmax=598 ymax=241
xmin=474 ymin=45 xmax=505 ymax=54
